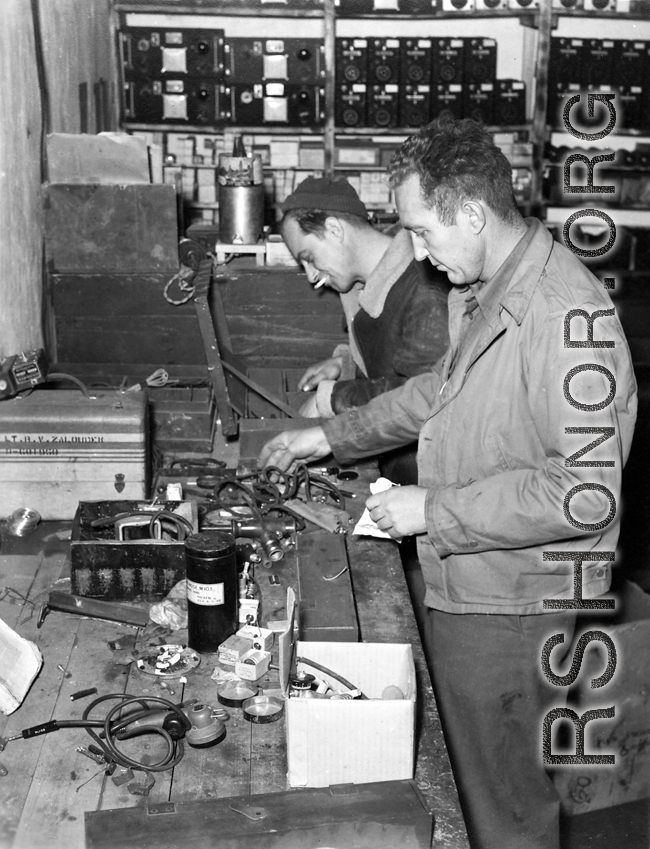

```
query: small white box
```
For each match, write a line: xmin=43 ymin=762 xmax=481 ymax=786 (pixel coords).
xmin=197 ymin=168 xmax=216 ymax=187
xmin=218 ymin=634 xmax=254 ymax=666
xmin=197 ymin=185 xmax=217 ymax=204
xmin=237 ymin=625 xmax=274 ymax=652
xmin=265 ymin=236 xmax=299 ymax=267
xmin=284 ymin=641 xmax=416 ymax=788
xmin=235 ymin=648 xmax=272 ymax=681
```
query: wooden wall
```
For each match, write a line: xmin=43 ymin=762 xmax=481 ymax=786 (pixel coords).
xmin=0 ymin=0 xmax=116 ymax=358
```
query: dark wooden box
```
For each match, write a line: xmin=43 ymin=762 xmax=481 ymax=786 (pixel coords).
xmin=44 ymin=184 xmax=179 ymax=273
xmin=70 ymin=499 xmax=197 ymax=600
xmin=148 ymin=384 xmax=216 ymax=452
xmin=85 ymin=780 xmax=433 ymax=849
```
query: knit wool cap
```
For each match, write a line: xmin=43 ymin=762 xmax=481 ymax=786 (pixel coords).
xmin=281 ymin=176 xmax=368 ymax=219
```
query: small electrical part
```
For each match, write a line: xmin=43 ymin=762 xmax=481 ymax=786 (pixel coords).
xmin=0 ymin=349 xmax=48 ymax=399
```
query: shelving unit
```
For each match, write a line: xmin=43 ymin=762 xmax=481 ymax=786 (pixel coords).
xmin=114 ymin=1 xmax=542 ymax=225
xmin=114 ymin=1 xmax=649 ymax=235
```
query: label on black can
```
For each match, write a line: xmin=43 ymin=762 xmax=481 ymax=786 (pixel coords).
xmin=187 ymin=580 xmax=225 ymax=605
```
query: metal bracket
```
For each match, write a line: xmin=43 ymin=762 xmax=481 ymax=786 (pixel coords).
xmin=147 ymin=802 xmax=176 ymax=816
xmin=228 ymin=800 xmax=268 ymax=821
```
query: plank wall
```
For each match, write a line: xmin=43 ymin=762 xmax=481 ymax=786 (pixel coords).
xmin=0 ymin=0 xmax=116 ymax=358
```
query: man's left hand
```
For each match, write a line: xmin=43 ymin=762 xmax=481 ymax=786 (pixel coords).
xmin=366 ymin=485 xmax=428 ymax=538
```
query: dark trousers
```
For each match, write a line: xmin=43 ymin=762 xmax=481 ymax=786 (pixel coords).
xmin=424 ymin=608 xmax=577 ymax=849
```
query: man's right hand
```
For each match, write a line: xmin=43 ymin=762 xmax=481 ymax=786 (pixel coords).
xmin=258 ymin=426 xmax=332 ymax=471
xmin=297 ymin=356 xmax=343 ymax=392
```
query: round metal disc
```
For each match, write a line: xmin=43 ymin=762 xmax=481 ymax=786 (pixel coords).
xmin=217 ymin=679 xmax=259 ymax=707
xmin=242 ymin=695 xmax=284 ymax=724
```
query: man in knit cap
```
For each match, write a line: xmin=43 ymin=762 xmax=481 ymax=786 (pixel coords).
xmin=280 ymin=175 xmax=450 ymax=485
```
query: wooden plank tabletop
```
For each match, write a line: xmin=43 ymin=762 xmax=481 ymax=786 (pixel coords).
xmin=0 ymin=465 xmax=469 ymax=849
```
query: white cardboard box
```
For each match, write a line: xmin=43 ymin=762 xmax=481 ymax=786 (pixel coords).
xmin=284 ymin=641 xmax=416 ymax=788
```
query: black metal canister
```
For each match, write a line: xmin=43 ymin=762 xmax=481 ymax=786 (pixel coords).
xmin=185 ymin=530 xmax=237 ymax=653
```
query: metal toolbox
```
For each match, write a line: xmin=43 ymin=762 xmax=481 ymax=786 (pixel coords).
xmin=0 ymin=388 xmax=148 ymax=520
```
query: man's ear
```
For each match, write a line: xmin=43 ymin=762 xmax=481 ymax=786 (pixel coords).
xmin=324 ymin=216 xmax=345 ymax=241
xmin=460 ymin=201 xmax=486 ymax=235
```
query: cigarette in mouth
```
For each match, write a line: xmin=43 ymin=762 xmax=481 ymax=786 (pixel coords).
xmin=314 ymin=279 xmax=326 ymax=289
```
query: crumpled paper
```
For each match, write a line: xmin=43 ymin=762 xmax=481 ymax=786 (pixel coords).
xmin=352 ymin=477 xmax=400 ymax=540
xmin=149 ymin=579 xmax=188 ymax=630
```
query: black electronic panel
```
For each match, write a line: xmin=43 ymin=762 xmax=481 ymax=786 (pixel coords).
xmin=432 ymin=38 xmax=464 ymax=85
xmin=287 ymin=40 xmax=326 ymax=84
xmin=122 ymin=79 xmax=225 ymax=125
xmin=228 ymin=83 xmax=324 ymax=126
xmin=337 ymin=0 xmax=374 ymax=13
xmin=369 ymin=38 xmax=401 ymax=85
xmin=463 ymin=82 xmax=495 ymax=125
xmin=226 ymin=38 xmax=324 ymax=85
xmin=401 ymin=38 xmax=432 ymax=85
xmin=494 ymin=79 xmax=526 ymax=126
xmin=335 ymin=83 xmax=368 ymax=127
xmin=464 ymin=38 xmax=497 ymax=84
xmin=369 ymin=84 xmax=400 ymax=128
xmin=399 ymin=0 xmax=438 ymax=10
xmin=432 ymin=83 xmax=463 ymax=120
xmin=336 ymin=38 xmax=369 ymax=84
xmin=618 ymin=84 xmax=643 ymax=131
xmin=546 ymin=82 xmax=581 ymax=130
xmin=119 ymin=28 xmax=225 ymax=80
xmin=400 ymin=84 xmax=432 ymax=128
xmin=548 ymin=37 xmax=584 ymax=96
xmin=614 ymin=40 xmax=649 ymax=88
xmin=582 ymin=38 xmax=616 ymax=87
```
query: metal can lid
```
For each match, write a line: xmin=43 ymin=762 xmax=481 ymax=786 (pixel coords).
xmin=185 ymin=530 xmax=236 ymax=557
xmin=242 ymin=695 xmax=284 ymax=723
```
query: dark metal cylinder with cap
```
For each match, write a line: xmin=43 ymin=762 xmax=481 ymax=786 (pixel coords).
xmin=185 ymin=530 xmax=237 ymax=654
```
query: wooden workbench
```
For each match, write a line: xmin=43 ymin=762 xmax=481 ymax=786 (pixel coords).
xmin=0 ymin=466 xmax=469 ymax=849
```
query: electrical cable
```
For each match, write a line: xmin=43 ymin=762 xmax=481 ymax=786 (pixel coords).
xmin=8 ymin=695 xmax=192 ymax=773
xmin=29 ymin=0 xmax=50 ymax=183
xmin=82 ymin=694 xmax=190 ymax=773
xmin=295 ymin=657 xmax=368 ymax=700
xmin=147 ymin=509 xmax=195 ymax=541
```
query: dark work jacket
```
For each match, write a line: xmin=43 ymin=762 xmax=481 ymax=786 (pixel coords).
xmin=331 ymin=260 xmax=450 ymax=484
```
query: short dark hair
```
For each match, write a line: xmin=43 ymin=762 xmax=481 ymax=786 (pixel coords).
xmin=281 ymin=208 xmax=370 ymax=236
xmin=388 ymin=115 xmax=519 ymax=226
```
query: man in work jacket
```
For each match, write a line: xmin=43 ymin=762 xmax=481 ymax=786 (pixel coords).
xmin=260 ymin=116 xmax=638 ymax=849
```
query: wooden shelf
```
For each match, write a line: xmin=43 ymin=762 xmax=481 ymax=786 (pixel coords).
xmin=116 ymin=3 xmax=325 ymax=16
xmin=545 ymin=206 xmax=650 ymax=227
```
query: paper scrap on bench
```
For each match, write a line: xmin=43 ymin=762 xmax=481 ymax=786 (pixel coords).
xmin=0 ymin=618 xmax=43 ymax=715
xmin=353 ymin=477 xmax=400 ymax=540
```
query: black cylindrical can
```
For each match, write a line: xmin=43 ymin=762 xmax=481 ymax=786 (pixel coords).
xmin=185 ymin=530 xmax=237 ymax=654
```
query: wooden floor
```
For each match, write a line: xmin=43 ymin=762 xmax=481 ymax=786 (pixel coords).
xmin=0 ymin=465 xmax=469 ymax=849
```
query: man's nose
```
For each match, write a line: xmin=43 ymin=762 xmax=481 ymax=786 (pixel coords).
xmin=303 ymin=263 xmax=320 ymax=283
xmin=410 ymin=232 xmax=429 ymax=262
